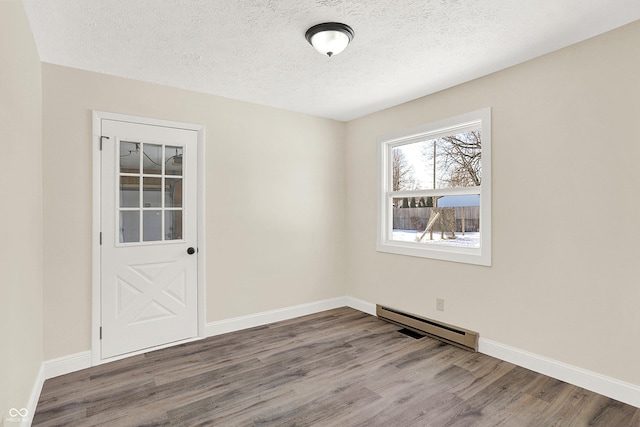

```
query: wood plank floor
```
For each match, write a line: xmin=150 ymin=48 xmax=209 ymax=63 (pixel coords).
xmin=33 ymin=307 xmax=639 ymax=426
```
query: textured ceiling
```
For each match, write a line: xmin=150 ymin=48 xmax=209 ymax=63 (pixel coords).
xmin=23 ymin=0 xmax=640 ymax=121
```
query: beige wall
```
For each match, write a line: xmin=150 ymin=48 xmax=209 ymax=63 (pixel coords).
xmin=41 ymin=64 xmax=346 ymax=359
xmin=11 ymin=4 xmax=639 ymax=400
xmin=0 ymin=0 xmax=43 ymax=420
xmin=345 ymin=20 xmax=640 ymax=385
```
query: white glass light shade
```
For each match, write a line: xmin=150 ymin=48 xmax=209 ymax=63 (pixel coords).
xmin=310 ymin=30 xmax=350 ymax=57
xmin=305 ymin=23 xmax=354 ymax=57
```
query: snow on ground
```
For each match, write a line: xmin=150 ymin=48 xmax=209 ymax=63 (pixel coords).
xmin=392 ymin=230 xmax=480 ymax=248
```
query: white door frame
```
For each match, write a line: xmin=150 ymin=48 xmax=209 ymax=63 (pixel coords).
xmin=91 ymin=111 xmax=206 ymax=365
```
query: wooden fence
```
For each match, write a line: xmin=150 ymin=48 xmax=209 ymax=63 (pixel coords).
xmin=393 ymin=206 xmax=480 ymax=232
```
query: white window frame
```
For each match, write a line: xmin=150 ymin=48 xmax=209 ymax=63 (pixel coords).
xmin=377 ymin=108 xmax=491 ymax=266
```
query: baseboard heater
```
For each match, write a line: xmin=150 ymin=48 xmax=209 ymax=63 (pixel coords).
xmin=377 ymin=304 xmax=479 ymax=352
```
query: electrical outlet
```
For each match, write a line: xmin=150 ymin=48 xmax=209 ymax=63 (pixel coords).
xmin=436 ymin=298 xmax=445 ymax=311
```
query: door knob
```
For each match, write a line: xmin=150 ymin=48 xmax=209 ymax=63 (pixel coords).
xmin=187 ymin=247 xmax=196 ymax=255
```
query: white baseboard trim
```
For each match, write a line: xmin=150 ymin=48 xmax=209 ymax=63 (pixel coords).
xmin=43 ymin=351 xmax=92 ymax=380
xmin=344 ymin=296 xmax=377 ymax=316
xmin=18 ymin=363 xmax=45 ymax=427
xmin=22 ymin=353 xmax=91 ymax=427
xmin=206 ymin=296 xmax=350 ymax=337
xmin=479 ymin=338 xmax=640 ymax=408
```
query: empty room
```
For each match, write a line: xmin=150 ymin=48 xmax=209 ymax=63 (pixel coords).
xmin=2 ymin=0 xmax=640 ymax=425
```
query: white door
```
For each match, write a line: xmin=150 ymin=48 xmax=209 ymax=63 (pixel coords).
xmin=100 ymin=118 xmax=198 ymax=359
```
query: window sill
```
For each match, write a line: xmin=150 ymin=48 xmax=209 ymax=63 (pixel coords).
xmin=376 ymin=240 xmax=491 ymax=266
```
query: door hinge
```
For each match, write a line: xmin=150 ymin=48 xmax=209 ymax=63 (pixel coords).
xmin=100 ymin=135 xmax=109 ymax=150
xmin=99 ymin=232 xmax=102 ymax=245
xmin=99 ymin=327 xmax=102 ymax=339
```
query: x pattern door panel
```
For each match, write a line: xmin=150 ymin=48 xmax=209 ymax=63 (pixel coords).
xmin=116 ymin=261 xmax=186 ymax=324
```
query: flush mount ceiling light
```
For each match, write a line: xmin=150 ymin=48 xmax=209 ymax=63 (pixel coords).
xmin=305 ymin=22 xmax=354 ymax=57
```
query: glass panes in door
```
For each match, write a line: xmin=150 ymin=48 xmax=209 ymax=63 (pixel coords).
xmin=118 ymin=141 xmax=184 ymax=244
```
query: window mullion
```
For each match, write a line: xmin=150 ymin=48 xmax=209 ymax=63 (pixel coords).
xmin=389 ymin=186 xmax=481 ymax=198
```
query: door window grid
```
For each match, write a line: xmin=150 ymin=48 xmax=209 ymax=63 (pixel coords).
xmin=118 ymin=141 xmax=184 ymax=244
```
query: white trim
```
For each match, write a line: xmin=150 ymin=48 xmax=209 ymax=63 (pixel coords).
xmin=196 ymin=125 xmax=206 ymax=340
xmin=43 ymin=351 xmax=92 ymax=379
xmin=344 ymin=296 xmax=376 ymax=316
xmin=91 ymin=111 xmax=203 ymax=132
xmin=91 ymin=111 xmax=206 ymax=366
xmin=383 ymin=119 xmax=483 ymax=147
xmin=479 ymin=338 xmax=640 ymax=408
xmin=16 ymin=364 xmax=45 ymax=427
xmin=390 ymin=186 xmax=481 ymax=199
xmin=206 ymin=297 xmax=348 ymax=337
xmin=91 ymin=111 xmax=102 ymax=366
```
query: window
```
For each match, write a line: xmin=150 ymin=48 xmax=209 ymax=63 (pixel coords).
xmin=118 ymin=141 xmax=184 ymax=244
xmin=377 ymin=108 xmax=491 ymax=266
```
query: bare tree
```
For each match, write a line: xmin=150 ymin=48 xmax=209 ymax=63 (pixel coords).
xmin=392 ymin=149 xmax=415 ymax=191
xmin=426 ymin=131 xmax=481 ymax=188
xmin=440 ymin=131 xmax=481 ymax=186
